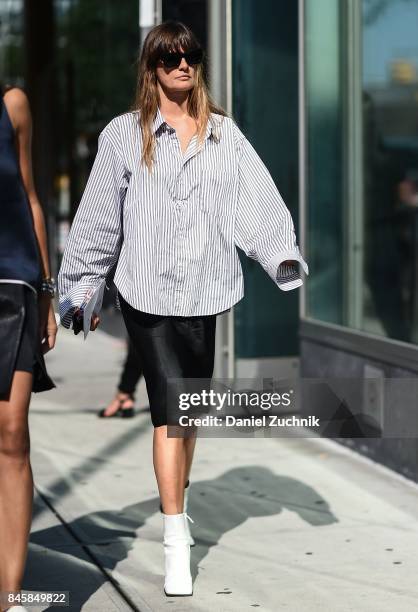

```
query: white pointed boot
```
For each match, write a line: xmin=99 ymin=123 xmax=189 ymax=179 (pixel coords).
xmin=160 ymin=480 xmax=195 ymax=546
xmin=163 ymin=512 xmax=193 ymax=597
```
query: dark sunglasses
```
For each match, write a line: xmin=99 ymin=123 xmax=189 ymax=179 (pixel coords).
xmin=159 ymin=48 xmax=204 ymax=69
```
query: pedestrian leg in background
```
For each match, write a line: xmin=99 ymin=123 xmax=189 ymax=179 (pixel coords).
xmin=98 ymin=338 xmax=143 ymax=418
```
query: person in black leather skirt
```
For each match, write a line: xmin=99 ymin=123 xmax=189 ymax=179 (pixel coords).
xmin=58 ymin=21 xmax=308 ymax=598
xmin=0 ymin=84 xmax=57 ymax=612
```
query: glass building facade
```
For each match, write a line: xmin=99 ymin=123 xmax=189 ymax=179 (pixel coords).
xmin=301 ymin=0 xmax=418 ymax=479
xmin=304 ymin=0 xmax=418 ymax=345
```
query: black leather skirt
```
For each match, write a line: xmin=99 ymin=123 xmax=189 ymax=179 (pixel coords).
xmin=118 ymin=292 xmax=217 ymax=428
xmin=0 ymin=283 xmax=55 ymax=399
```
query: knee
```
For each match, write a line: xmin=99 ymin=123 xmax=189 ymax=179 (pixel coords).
xmin=0 ymin=424 xmax=30 ymax=462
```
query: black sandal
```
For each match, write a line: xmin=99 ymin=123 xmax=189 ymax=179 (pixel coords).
xmin=98 ymin=394 xmax=135 ymax=418
xmin=120 ymin=397 xmax=135 ymax=418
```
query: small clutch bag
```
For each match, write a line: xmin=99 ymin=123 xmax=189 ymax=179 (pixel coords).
xmin=32 ymin=342 xmax=56 ymax=393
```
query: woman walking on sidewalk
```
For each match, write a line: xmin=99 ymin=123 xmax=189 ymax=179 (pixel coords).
xmin=0 ymin=85 xmax=57 ymax=612
xmin=58 ymin=20 xmax=309 ymax=597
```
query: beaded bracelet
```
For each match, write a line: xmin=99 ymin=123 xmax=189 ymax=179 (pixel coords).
xmin=40 ymin=277 xmax=56 ymax=297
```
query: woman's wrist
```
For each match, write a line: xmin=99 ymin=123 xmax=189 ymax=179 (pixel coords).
xmin=39 ymin=276 xmax=56 ymax=298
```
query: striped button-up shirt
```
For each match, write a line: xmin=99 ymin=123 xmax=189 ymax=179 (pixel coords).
xmin=58 ymin=107 xmax=309 ymax=328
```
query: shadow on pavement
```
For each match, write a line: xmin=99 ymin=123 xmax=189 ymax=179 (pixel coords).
xmin=27 ymin=465 xmax=338 ymax=610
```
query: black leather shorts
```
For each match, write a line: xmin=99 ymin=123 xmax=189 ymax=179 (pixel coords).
xmin=0 ymin=283 xmax=55 ymax=399
xmin=118 ymin=293 xmax=217 ymax=428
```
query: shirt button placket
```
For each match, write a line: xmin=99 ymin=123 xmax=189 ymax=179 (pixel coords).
xmin=176 ymin=176 xmax=187 ymax=313
xmin=176 ymin=200 xmax=184 ymax=308
xmin=174 ymin=159 xmax=189 ymax=313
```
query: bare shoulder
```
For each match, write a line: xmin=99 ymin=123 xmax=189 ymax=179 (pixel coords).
xmin=4 ymin=86 xmax=29 ymax=109
xmin=3 ymin=87 xmax=31 ymax=130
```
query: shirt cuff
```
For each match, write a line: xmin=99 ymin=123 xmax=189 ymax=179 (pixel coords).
xmin=58 ymin=282 xmax=101 ymax=329
xmin=265 ymin=248 xmax=309 ymax=291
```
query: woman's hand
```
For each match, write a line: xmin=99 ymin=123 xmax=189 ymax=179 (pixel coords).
xmin=72 ymin=308 xmax=100 ymax=335
xmin=90 ymin=312 xmax=101 ymax=331
xmin=38 ymin=294 xmax=58 ymax=353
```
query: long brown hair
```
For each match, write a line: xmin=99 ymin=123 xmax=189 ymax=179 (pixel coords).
xmin=131 ymin=20 xmax=228 ymax=172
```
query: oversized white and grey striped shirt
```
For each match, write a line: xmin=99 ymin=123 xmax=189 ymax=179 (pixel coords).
xmin=58 ymin=107 xmax=309 ymax=328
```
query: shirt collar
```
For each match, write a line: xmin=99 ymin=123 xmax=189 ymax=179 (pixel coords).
xmin=152 ymin=106 xmax=218 ymax=142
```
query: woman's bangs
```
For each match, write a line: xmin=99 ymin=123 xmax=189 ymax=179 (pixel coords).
xmin=154 ymin=30 xmax=196 ymax=60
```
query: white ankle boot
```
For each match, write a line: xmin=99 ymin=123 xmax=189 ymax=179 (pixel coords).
xmin=163 ymin=512 xmax=193 ymax=596
xmin=160 ymin=480 xmax=195 ymax=546
xmin=6 ymin=606 xmax=29 ymax=611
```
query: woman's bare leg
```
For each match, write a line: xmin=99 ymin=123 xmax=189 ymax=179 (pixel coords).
xmin=153 ymin=426 xmax=197 ymax=514
xmin=0 ymin=371 xmax=33 ymax=611
xmin=184 ymin=434 xmax=197 ymax=486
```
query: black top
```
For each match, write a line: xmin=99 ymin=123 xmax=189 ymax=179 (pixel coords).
xmin=0 ymin=97 xmax=42 ymax=290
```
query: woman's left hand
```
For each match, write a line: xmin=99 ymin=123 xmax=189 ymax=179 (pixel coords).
xmin=38 ymin=294 xmax=58 ymax=353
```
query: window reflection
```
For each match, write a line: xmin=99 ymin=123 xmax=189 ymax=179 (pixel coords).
xmin=305 ymin=0 xmax=344 ymax=326
xmin=362 ymin=0 xmax=418 ymax=342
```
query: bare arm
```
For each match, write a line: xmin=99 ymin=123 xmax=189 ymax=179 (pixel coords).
xmin=4 ymin=88 xmax=51 ymax=277
xmin=4 ymin=87 xmax=57 ymax=351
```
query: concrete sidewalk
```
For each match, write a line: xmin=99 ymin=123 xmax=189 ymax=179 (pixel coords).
xmin=25 ymin=321 xmax=418 ymax=611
